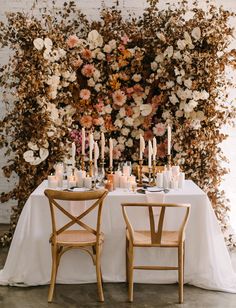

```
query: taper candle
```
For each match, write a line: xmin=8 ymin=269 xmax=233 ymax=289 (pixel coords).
xmin=109 ymin=138 xmax=113 ymax=168
xmin=139 ymin=134 xmax=145 ymax=160
xmin=89 ymin=133 xmax=94 ymax=161
xmin=167 ymin=124 xmax=171 ymax=155
xmin=71 ymin=142 xmax=76 ymax=168
xmin=82 ymin=127 xmax=85 ymax=155
xmin=94 ymin=141 xmax=99 ymax=168
xmin=153 ymin=137 xmax=157 ymax=161
xmin=101 ymin=132 xmax=105 ymax=159
xmin=148 ymin=140 xmax=153 ymax=168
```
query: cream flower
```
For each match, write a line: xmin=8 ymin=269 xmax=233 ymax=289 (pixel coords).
xmin=103 ymin=44 xmax=112 ymax=53
xmin=112 ymin=90 xmax=127 ymax=106
xmin=132 ymin=74 xmax=142 ymax=82
xmin=104 ymin=104 xmax=112 ymax=114
xmin=126 ymin=138 xmax=133 ymax=147
xmin=44 ymin=38 xmax=53 ymax=50
xmin=140 ymin=104 xmax=152 ymax=116
xmin=192 ymin=27 xmax=201 ymax=41
xmin=33 ymin=38 xmax=44 ymax=50
xmin=88 ymin=30 xmax=103 ymax=49
xmin=164 ymin=46 xmax=173 ymax=58
xmin=151 ymin=61 xmax=158 ymax=71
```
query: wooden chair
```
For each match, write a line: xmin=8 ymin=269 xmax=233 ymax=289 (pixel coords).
xmin=44 ymin=189 xmax=108 ymax=303
xmin=121 ymin=202 xmax=191 ymax=303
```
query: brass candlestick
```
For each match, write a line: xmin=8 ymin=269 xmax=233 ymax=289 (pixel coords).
xmin=89 ymin=160 xmax=93 ymax=177
xmin=148 ymin=167 xmax=152 ymax=185
xmin=151 ymin=159 xmax=156 ymax=186
xmin=108 ymin=166 xmax=113 ymax=174
xmin=167 ymin=154 xmax=171 ymax=170
xmin=138 ymin=159 xmax=143 ymax=187
xmin=80 ymin=154 xmax=85 ymax=171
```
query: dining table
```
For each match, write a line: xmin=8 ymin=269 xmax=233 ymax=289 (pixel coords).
xmin=1 ymin=179 xmax=236 ymax=293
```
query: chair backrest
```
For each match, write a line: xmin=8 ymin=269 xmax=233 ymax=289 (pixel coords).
xmin=44 ymin=189 xmax=108 ymax=241
xmin=121 ymin=202 xmax=191 ymax=245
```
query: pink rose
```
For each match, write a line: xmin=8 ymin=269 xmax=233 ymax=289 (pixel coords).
xmin=80 ymin=89 xmax=91 ymax=100
xmin=81 ymin=64 xmax=95 ymax=78
xmin=153 ymin=123 xmax=166 ymax=136
xmin=67 ymin=35 xmax=80 ymax=48
xmin=112 ymin=89 xmax=127 ymax=106
xmin=95 ymin=102 xmax=104 ymax=113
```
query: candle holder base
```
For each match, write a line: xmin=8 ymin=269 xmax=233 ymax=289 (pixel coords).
xmin=80 ymin=154 xmax=85 ymax=171
xmin=138 ymin=159 xmax=143 ymax=187
xmin=167 ymin=154 xmax=172 ymax=170
xmin=89 ymin=160 xmax=93 ymax=177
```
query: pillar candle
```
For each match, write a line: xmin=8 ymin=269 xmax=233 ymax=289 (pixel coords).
xmin=101 ymin=132 xmax=105 ymax=159
xmin=148 ymin=140 xmax=153 ymax=168
xmin=89 ymin=133 xmax=94 ymax=161
xmin=139 ymin=134 xmax=145 ymax=160
xmin=109 ymin=138 xmax=113 ymax=168
xmin=48 ymin=175 xmax=58 ymax=188
xmin=82 ymin=127 xmax=85 ymax=155
xmin=71 ymin=142 xmax=76 ymax=168
xmin=153 ymin=137 xmax=157 ymax=161
xmin=167 ymin=124 xmax=171 ymax=155
xmin=94 ymin=141 xmax=99 ymax=168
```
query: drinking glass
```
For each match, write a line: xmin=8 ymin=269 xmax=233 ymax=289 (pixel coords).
xmin=97 ymin=166 xmax=105 ymax=186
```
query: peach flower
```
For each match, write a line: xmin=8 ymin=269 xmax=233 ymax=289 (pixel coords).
xmin=153 ymin=123 xmax=166 ymax=136
xmin=112 ymin=89 xmax=127 ymax=106
xmin=80 ymin=89 xmax=91 ymax=100
xmin=144 ymin=129 xmax=154 ymax=140
xmin=113 ymin=147 xmax=122 ymax=160
xmin=157 ymin=142 xmax=167 ymax=158
xmin=67 ymin=35 xmax=80 ymax=48
xmin=72 ymin=57 xmax=83 ymax=68
xmin=133 ymin=84 xmax=144 ymax=96
xmin=126 ymin=106 xmax=133 ymax=117
xmin=80 ymin=115 xmax=93 ymax=128
xmin=95 ymin=102 xmax=104 ymax=113
xmin=81 ymin=48 xmax=92 ymax=60
xmin=81 ymin=64 xmax=95 ymax=78
xmin=93 ymin=117 xmax=104 ymax=126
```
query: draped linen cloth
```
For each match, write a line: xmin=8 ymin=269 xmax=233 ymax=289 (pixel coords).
xmin=0 ymin=180 xmax=236 ymax=293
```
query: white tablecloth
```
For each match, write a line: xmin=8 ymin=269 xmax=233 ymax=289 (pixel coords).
xmin=1 ymin=180 xmax=236 ymax=292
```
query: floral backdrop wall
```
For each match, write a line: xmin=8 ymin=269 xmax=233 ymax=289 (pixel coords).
xmin=0 ymin=0 xmax=236 ymax=247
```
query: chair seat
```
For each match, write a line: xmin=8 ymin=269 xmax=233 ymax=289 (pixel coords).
xmin=128 ymin=230 xmax=181 ymax=247
xmin=55 ymin=230 xmax=104 ymax=246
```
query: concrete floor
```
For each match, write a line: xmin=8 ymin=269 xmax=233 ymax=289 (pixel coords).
xmin=0 ymin=223 xmax=236 ymax=308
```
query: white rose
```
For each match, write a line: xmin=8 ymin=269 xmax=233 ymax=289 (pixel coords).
xmin=125 ymin=117 xmax=134 ymax=126
xmin=68 ymin=72 xmax=77 ymax=82
xmin=97 ymin=52 xmax=105 ymax=60
xmin=33 ymin=38 xmax=44 ymax=51
xmin=173 ymin=51 xmax=182 ymax=60
xmin=119 ymin=107 xmax=126 ymax=117
xmin=121 ymin=127 xmax=130 ymax=136
xmin=44 ymin=38 xmax=53 ymax=50
xmin=132 ymin=74 xmax=142 ymax=82
xmin=104 ymin=104 xmax=112 ymax=114
xmin=164 ymin=46 xmax=173 ymax=58
xmin=200 ymin=90 xmax=209 ymax=100
xmin=93 ymin=69 xmax=101 ymax=81
xmin=114 ymin=119 xmax=123 ymax=128
xmin=177 ymin=39 xmax=186 ymax=50
xmin=155 ymin=54 xmax=164 ymax=63
xmin=184 ymin=103 xmax=194 ymax=113
xmin=140 ymin=104 xmax=152 ymax=116
xmin=188 ymin=99 xmax=198 ymax=109
xmin=95 ymin=83 xmax=102 ymax=92
xmin=151 ymin=61 xmax=158 ymax=71
xmin=184 ymin=32 xmax=193 ymax=46
xmin=118 ymin=136 xmax=126 ymax=144
xmin=162 ymin=110 xmax=170 ymax=120
xmin=176 ymin=110 xmax=184 ymax=117
xmin=177 ymin=76 xmax=182 ymax=85
xmin=88 ymin=30 xmax=103 ymax=49
xmin=183 ymin=54 xmax=191 ymax=63
xmin=43 ymin=49 xmax=51 ymax=60
xmin=58 ymin=48 xmax=66 ymax=58
xmin=108 ymin=39 xmax=116 ymax=49
xmin=126 ymin=138 xmax=133 ymax=147
xmin=184 ymin=78 xmax=192 ymax=89
xmin=87 ymin=78 xmax=95 ymax=87
xmin=166 ymin=81 xmax=175 ymax=89
xmin=191 ymin=27 xmax=201 ymax=41
xmin=103 ymin=44 xmax=112 ymax=53
xmin=62 ymin=71 xmax=71 ymax=79
xmin=169 ymin=93 xmax=179 ymax=104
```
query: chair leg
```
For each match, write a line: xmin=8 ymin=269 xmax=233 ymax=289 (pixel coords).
xmin=48 ymin=244 xmax=58 ymax=303
xmin=178 ymin=243 xmax=184 ymax=304
xmin=95 ymin=245 xmax=104 ymax=302
xmin=128 ymin=244 xmax=134 ymax=302
xmin=126 ymin=237 xmax=129 ymax=284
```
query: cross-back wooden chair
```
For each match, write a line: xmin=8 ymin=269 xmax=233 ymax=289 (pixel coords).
xmin=44 ymin=189 xmax=108 ymax=303
xmin=121 ymin=202 xmax=191 ymax=303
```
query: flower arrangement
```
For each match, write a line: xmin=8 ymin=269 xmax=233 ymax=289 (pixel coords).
xmin=0 ymin=0 xmax=236 ymax=247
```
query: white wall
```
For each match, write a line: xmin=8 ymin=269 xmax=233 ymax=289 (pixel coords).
xmin=0 ymin=0 xmax=236 ymax=223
